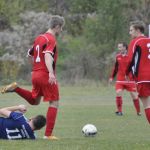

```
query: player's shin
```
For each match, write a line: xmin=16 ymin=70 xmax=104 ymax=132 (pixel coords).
xmin=45 ymin=106 xmax=58 ymax=136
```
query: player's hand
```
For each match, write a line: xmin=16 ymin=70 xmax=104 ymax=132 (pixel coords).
xmin=49 ymin=72 xmax=56 ymax=84
xmin=109 ymin=78 xmax=113 ymax=84
xmin=18 ymin=105 xmax=27 ymax=113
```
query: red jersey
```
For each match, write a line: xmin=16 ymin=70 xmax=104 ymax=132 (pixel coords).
xmin=111 ymin=53 xmax=128 ymax=81
xmin=110 ymin=53 xmax=134 ymax=83
xmin=28 ymin=33 xmax=58 ymax=73
xmin=127 ymin=36 xmax=150 ymax=83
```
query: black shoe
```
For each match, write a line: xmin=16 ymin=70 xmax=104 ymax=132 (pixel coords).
xmin=137 ymin=112 xmax=142 ymax=116
xmin=115 ymin=111 xmax=123 ymax=116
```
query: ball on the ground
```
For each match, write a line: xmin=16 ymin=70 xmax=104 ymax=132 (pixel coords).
xmin=82 ymin=124 xmax=97 ymax=137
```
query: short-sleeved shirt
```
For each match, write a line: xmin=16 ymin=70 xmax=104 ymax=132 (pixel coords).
xmin=0 ymin=112 xmax=35 ymax=140
xmin=30 ymin=33 xmax=58 ymax=73
xmin=110 ymin=53 xmax=134 ymax=83
xmin=28 ymin=33 xmax=59 ymax=101
xmin=127 ymin=36 xmax=150 ymax=83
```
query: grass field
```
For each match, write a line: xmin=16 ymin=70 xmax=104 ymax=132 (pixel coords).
xmin=0 ymin=83 xmax=150 ymax=150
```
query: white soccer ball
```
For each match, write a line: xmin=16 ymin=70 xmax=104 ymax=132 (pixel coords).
xmin=82 ymin=124 xmax=97 ymax=137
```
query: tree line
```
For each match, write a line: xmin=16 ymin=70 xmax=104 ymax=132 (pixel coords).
xmin=0 ymin=0 xmax=150 ymax=84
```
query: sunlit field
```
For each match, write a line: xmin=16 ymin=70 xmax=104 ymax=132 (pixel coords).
xmin=0 ymin=83 xmax=150 ymax=150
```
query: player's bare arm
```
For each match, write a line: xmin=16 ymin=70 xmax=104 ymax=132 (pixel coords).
xmin=109 ymin=78 xmax=113 ymax=84
xmin=0 ymin=105 xmax=27 ymax=117
xmin=44 ymin=53 xmax=56 ymax=84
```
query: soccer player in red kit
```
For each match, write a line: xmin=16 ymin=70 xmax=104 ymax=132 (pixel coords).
xmin=1 ymin=15 xmax=65 ymax=140
xmin=109 ymin=42 xmax=141 ymax=116
xmin=126 ymin=21 xmax=150 ymax=123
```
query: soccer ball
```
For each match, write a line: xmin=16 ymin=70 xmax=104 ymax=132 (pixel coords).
xmin=82 ymin=124 xmax=97 ymax=137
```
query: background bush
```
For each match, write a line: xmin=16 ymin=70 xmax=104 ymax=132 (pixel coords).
xmin=0 ymin=0 xmax=150 ymax=84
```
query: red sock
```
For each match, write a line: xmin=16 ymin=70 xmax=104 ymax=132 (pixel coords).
xmin=145 ymin=108 xmax=150 ymax=123
xmin=15 ymin=87 xmax=36 ymax=105
xmin=116 ymin=96 xmax=122 ymax=112
xmin=45 ymin=107 xmax=58 ymax=136
xmin=133 ymin=99 xmax=140 ymax=113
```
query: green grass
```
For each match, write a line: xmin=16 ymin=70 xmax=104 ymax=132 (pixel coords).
xmin=0 ymin=84 xmax=150 ymax=150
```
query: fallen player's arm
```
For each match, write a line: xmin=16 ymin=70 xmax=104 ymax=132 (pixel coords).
xmin=0 ymin=105 xmax=27 ymax=117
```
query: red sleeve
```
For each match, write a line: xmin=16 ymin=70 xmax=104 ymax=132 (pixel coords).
xmin=27 ymin=46 xmax=34 ymax=57
xmin=127 ymin=45 xmax=141 ymax=77
xmin=126 ymin=39 xmax=136 ymax=75
xmin=110 ymin=59 xmax=118 ymax=79
xmin=127 ymin=40 xmax=135 ymax=63
xmin=43 ymin=36 xmax=56 ymax=55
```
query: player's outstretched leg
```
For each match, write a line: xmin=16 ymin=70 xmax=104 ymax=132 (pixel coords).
xmin=1 ymin=82 xmax=39 ymax=105
xmin=1 ymin=82 xmax=18 ymax=94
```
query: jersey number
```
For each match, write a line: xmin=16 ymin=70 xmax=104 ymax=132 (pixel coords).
xmin=6 ymin=128 xmax=22 ymax=139
xmin=35 ymin=45 xmax=41 ymax=62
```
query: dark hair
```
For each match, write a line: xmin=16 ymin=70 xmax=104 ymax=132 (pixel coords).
xmin=130 ymin=20 xmax=145 ymax=33
xmin=118 ymin=42 xmax=128 ymax=49
xmin=33 ymin=115 xmax=46 ymax=130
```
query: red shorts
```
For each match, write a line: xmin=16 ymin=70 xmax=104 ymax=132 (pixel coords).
xmin=31 ymin=71 xmax=59 ymax=101
xmin=137 ymin=83 xmax=150 ymax=97
xmin=115 ymin=82 xmax=137 ymax=92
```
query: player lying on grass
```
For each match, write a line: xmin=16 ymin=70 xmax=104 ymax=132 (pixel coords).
xmin=0 ymin=104 xmax=46 ymax=140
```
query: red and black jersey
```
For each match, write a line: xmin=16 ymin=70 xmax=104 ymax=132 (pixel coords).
xmin=28 ymin=33 xmax=58 ymax=73
xmin=127 ymin=36 xmax=150 ymax=83
xmin=110 ymin=53 xmax=131 ymax=82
